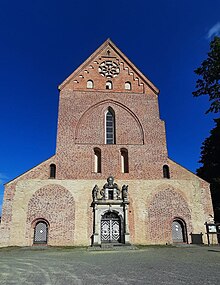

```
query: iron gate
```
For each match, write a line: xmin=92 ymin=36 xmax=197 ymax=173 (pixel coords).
xmin=34 ymin=221 xmax=48 ymax=244
xmin=172 ymin=220 xmax=184 ymax=242
xmin=101 ymin=212 xmax=121 ymax=243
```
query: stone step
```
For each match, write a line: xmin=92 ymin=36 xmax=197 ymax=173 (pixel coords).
xmin=88 ymin=244 xmax=138 ymax=251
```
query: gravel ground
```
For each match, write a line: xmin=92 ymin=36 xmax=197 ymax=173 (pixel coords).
xmin=0 ymin=246 xmax=220 ymax=285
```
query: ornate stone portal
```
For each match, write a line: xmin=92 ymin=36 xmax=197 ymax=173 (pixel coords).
xmin=92 ymin=176 xmax=130 ymax=246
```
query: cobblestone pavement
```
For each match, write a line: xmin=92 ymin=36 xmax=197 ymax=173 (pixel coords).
xmin=0 ymin=246 xmax=220 ymax=285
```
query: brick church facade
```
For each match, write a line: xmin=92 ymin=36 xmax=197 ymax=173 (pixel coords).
xmin=0 ymin=39 xmax=214 ymax=246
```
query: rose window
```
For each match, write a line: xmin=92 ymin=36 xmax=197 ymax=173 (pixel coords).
xmin=98 ymin=61 xmax=120 ymax=78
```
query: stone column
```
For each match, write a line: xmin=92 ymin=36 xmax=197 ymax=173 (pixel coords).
xmin=93 ymin=204 xmax=99 ymax=245
xmin=124 ymin=203 xmax=130 ymax=244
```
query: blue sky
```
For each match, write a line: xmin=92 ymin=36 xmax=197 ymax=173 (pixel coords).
xmin=0 ymin=0 xmax=220 ymax=213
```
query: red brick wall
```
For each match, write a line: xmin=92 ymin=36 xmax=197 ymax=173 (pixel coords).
xmin=26 ymin=184 xmax=75 ymax=246
xmin=52 ymin=40 xmax=169 ymax=180
xmin=147 ymin=187 xmax=192 ymax=243
xmin=55 ymin=89 xmax=167 ymax=179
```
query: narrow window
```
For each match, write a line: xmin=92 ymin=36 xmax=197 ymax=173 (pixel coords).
xmin=87 ymin=80 xmax=94 ymax=89
xmin=108 ymin=190 xmax=114 ymax=199
xmin=163 ymin=165 xmax=170 ymax=179
xmin=106 ymin=81 xmax=112 ymax=89
xmin=50 ymin=164 xmax=56 ymax=178
xmin=125 ymin=81 xmax=131 ymax=90
xmin=121 ymin=148 xmax=129 ymax=173
xmin=94 ymin=148 xmax=101 ymax=173
xmin=105 ymin=107 xmax=115 ymax=144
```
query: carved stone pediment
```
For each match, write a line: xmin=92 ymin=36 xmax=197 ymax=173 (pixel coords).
xmin=92 ymin=176 xmax=128 ymax=202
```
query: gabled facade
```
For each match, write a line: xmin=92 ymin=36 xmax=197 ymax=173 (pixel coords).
xmin=0 ymin=39 xmax=214 ymax=247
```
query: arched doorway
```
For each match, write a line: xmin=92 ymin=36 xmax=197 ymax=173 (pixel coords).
xmin=33 ymin=221 xmax=48 ymax=244
xmin=172 ymin=219 xmax=187 ymax=243
xmin=101 ymin=212 xmax=122 ymax=243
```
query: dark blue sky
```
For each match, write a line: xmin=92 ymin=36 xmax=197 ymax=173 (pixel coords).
xmin=0 ymin=0 xmax=220 ymax=211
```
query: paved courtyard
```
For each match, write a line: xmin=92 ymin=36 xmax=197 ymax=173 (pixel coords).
xmin=0 ymin=246 xmax=220 ymax=285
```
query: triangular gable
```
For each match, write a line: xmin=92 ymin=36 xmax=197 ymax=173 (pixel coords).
xmin=58 ymin=39 xmax=159 ymax=95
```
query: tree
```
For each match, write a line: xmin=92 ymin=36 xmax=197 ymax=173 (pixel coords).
xmin=193 ymin=36 xmax=220 ymax=114
xmin=194 ymin=36 xmax=220 ymax=222
xmin=196 ymin=119 xmax=220 ymax=222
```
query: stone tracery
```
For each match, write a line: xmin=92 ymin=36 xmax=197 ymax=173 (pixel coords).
xmin=98 ymin=60 xmax=120 ymax=78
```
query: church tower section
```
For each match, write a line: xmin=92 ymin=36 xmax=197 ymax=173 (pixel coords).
xmin=56 ymin=39 xmax=168 ymax=180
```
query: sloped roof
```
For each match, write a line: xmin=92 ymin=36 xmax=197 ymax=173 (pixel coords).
xmin=58 ymin=38 xmax=159 ymax=94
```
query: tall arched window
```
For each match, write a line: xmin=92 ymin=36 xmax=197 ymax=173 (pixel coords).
xmin=163 ymin=165 xmax=170 ymax=179
xmin=121 ymin=148 xmax=129 ymax=173
xmin=50 ymin=164 xmax=56 ymax=179
xmin=106 ymin=81 xmax=113 ymax=89
xmin=125 ymin=81 xmax=131 ymax=90
xmin=87 ymin=80 xmax=94 ymax=89
xmin=105 ymin=107 xmax=115 ymax=144
xmin=94 ymin=148 xmax=101 ymax=173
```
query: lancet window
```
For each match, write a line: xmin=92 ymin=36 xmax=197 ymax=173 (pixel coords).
xmin=105 ymin=108 xmax=115 ymax=144
xmin=121 ymin=148 xmax=129 ymax=173
xmin=94 ymin=148 xmax=101 ymax=173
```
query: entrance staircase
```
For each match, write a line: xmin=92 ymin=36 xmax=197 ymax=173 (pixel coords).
xmin=88 ymin=243 xmax=138 ymax=251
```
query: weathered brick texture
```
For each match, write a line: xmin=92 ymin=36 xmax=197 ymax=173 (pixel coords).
xmin=147 ymin=188 xmax=192 ymax=243
xmin=26 ymin=185 xmax=75 ymax=246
